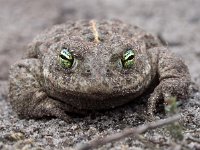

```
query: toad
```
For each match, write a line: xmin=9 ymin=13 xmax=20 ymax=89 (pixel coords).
xmin=8 ymin=20 xmax=191 ymax=122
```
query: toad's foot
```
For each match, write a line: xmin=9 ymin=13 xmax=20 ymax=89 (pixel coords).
xmin=9 ymin=59 xmax=84 ymax=122
xmin=23 ymin=92 xmax=73 ymax=122
xmin=147 ymin=47 xmax=191 ymax=119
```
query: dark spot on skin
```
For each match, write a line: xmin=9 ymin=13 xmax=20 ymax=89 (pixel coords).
xmin=98 ymin=36 xmax=104 ymax=42
xmin=86 ymin=69 xmax=91 ymax=73
xmin=126 ymin=78 xmax=132 ymax=85
xmin=18 ymin=65 xmax=23 ymax=69
xmin=82 ymin=66 xmax=91 ymax=76
xmin=106 ymin=69 xmax=113 ymax=77
xmin=73 ymin=27 xmax=80 ymax=31
xmin=106 ymin=69 xmax=110 ymax=73
xmin=86 ymin=34 xmax=95 ymax=42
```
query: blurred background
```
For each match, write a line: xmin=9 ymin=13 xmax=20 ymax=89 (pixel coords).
xmin=0 ymin=1 xmax=200 ymax=149
xmin=0 ymin=0 xmax=200 ymax=84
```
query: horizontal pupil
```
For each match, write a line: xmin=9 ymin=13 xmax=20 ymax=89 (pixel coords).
xmin=60 ymin=54 xmax=73 ymax=60
xmin=60 ymin=54 xmax=67 ymax=60
xmin=126 ymin=55 xmax=134 ymax=60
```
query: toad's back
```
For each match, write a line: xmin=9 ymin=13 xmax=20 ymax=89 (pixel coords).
xmin=28 ymin=20 xmax=161 ymax=58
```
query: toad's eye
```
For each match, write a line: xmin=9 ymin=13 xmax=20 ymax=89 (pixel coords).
xmin=59 ymin=48 xmax=74 ymax=69
xmin=121 ymin=49 xmax=135 ymax=69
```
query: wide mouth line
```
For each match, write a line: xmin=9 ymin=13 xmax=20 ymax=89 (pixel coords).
xmin=63 ymin=90 xmax=135 ymax=99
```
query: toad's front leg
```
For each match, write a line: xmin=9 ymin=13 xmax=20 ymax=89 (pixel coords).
xmin=147 ymin=47 xmax=191 ymax=119
xmin=9 ymin=59 xmax=76 ymax=122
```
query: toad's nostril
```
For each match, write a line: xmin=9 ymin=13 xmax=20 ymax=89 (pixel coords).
xmin=82 ymin=68 xmax=91 ymax=76
xmin=106 ymin=69 xmax=112 ymax=77
xmin=86 ymin=69 xmax=91 ymax=73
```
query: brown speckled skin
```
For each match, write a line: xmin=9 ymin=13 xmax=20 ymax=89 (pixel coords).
xmin=8 ymin=20 xmax=191 ymax=122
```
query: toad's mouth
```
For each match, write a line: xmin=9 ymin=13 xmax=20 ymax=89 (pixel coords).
xmin=49 ymin=88 xmax=145 ymax=110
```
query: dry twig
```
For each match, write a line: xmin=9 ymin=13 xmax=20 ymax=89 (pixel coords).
xmin=76 ymin=114 xmax=181 ymax=150
xmin=187 ymin=136 xmax=200 ymax=143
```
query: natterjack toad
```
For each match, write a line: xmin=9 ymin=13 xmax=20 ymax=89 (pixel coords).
xmin=9 ymin=20 xmax=191 ymax=122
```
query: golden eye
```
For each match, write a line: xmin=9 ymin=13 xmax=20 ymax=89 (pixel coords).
xmin=121 ymin=49 xmax=135 ymax=68
xmin=59 ymin=48 xmax=74 ymax=69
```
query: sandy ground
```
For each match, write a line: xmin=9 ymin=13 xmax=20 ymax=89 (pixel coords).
xmin=0 ymin=0 xmax=200 ymax=149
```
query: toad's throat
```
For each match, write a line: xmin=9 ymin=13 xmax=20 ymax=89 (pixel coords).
xmin=90 ymin=20 xmax=100 ymax=43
